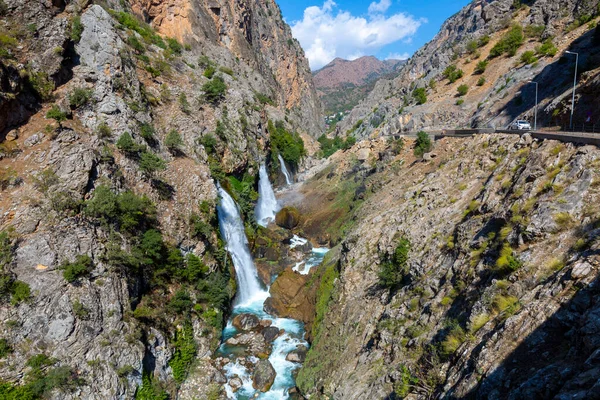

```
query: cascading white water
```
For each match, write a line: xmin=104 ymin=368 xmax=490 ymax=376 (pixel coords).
xmin=278 ymin=154 xmax=292 ymax=185
xmin=217 ymin=185 xmax=265 ymax=305
xmin=255 ymin=164 xmax=280 ymax=227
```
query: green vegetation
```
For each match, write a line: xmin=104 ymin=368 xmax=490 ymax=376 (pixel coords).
xmin=202 ymin=77 xmax=227 ymax=104
xmin=413 ymin=131 xmax=432 ymax=157
xmin=68 ymin=87 xmax=93 ymax=109
xmin=127 ymin=35 xmax=145 ymax=53
xmin=116 ymin=132 xmax=143 ymax=155
xmin=536 ymin=39 xmax=558 ymax=57
xmin=317 ymin=134 xmax=356 ymax=158
xmin=456 ymin=99 xmax=464 ymax=106
xmin=495 ymin=243 xmax=522 ymax=273
xmin=178 ymin=93 xmax=191 ymax=114
xmin=520 ymin=50 xmax=537 ymax=65
xmin=524 ymin=24 xmax=545 ymax=38
xmin=135 ymin=372 xmax=169 ymax=400
xmin=394 ymin=365 xmax=419 ymax=397
xmin=0 ymin=338 xmax=12 ymax=358
xmin=457 ymin=84 xmax=469 ymax=96
xmin=72 ymin=300 xmax=90 ymax=319
xmin=442 ymin=65 xmax=464 ymax=83
xmin=61 ymin=255 xmax=93 ymax=283
xmin=489 ymin=25 xmax=524 ymax=58
xmin=203 ymin=65 xmax=216 ymax=79
xmin=139 ymin=152 xmax=167 ymax=177
xmin=139 ymin=123 xmax=155 ymax=142
xmin=46 ymin=105 xmax=67 ymax=124
xmin=96 ymin=122 xmax=112 ymax=139
xmin=165 ymin=130 xmax=183 ymax=153
xmin=71 ymin=15 xmax=83 ymax=43
xmin=477 ymin=76 xmax=486 ymax=86
xmin=440 ymin=320 xmax=467 ymax=358
xmin=470 ymin=313 xmax=490 ymax=333
xmin=269 ymin=120 xmax=305 ymax=168
xmin=474 ymin=60 xmax=488 ymax=74
xmin=413 ymin=87 xmax=427 ymax=105
xmin=347 ymin=119 xmax=363 ymax=135
xmin=0 ymin=1 xmax=7 ymax=17
xmin=169 ymin=322 xmax=197 ymax=383
xmin=219 ymin=66 xmax=234 ymax=76
xmin=200 ymin=134 xmax=217 ymax=154
xmin=565 ymin=14 xmax=593 ymax=33
xmin=27 ymin=70 xmax=55 ymax=101
xmin=112 ymin=11 xmax=165 ymax=49
xmin=166 ymin=37 xmax=183 ymax=55
xmin=255 ymin=92 xmax=275 ymax=106
xmin=378 ymin=237 xmax=410 ymax=289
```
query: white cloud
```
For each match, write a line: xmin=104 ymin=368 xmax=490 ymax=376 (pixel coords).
xmin=386 ymin=52 xmax=410 ymax=60
xmin=290 ymin=1 xmax=424 ymax=70
xmin=368 ymin=0 xmax=392 ymax=15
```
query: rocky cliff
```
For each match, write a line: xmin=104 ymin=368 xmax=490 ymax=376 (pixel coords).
xmin=0 ymin=0 xmax=321 ymax=398
xmin=294 ymin=133 xmax=600 ymax=399
xmin=339 ymin=0 xmax=600 ymax=139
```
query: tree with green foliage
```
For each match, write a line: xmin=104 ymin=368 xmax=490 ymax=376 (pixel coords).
xmin=442 ymin=65 xmax=464 ymax=83
xmin=46 ymin=105 xmax=67 ymax=125
xmin=116 ymin=132 xmax=143 ymax=155
xmin=139 ymin=152 xmax=166 ymax=177
xmin=61 ymin=255 xmax=93 ymax=283
xmin=68 ymin=87 xmax=93 ymax=109
xmin=413 ymin=87 xmax=427 ymax=105
xmin=202 ymin=76 xmax=227 ymax=104
xmin=477 ymin=76 xmax=486 ymax=86
xmin=269 ymin=120 xmax=306 ymax=167
xmin=169 ymin=322 xmax=197 ymax=383
xmin=489 ymin=25 xmax=524 ymax=57
xmin=139 ymin=123 xmax=155 ymax=142
xmin=520 ymin=50 xmax=537 ymax=65
xmin=165 ymin=129 xmax=183 ymax=153
xmin=166 ymin=37 xmax=182 ymax=55
xmin=457 ymin=84 xmax=469 ymax=96
xmin=378 ymin=237 xmax=411 ymax=289
xmin=70 ymin=15 xmax=83 ymax=43
xmin=475 ymin=60 xmax=488 ymax=74
xmin=536 ymin=39 xmax=558 ymax=57
xmin=318 ymin=134 xmax=357 ymax=158
xmin=199 ymin=133 xmax=217 ymax=154
xmin=414 ymin=131 xmax=432 ymax=157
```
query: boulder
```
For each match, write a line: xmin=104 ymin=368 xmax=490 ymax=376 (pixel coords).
xmin=262 ymin=326 xmax=281 ymax=342
xmin=229 ymin=376 xmax=243 ymax=392
xmin=276 ymin=207 xmax=301 ymax=230
xmin=232 ymin=313 xmax=260 ymax=331
xmin=252 ymin=359 xmax=276 ymax=392
xmin=286 ymin=345 xmax=308 ymax=363
xmin=5 ymin=129 xmax=18 ymax=141
xmin=357 ymin=148 xmax=370 ymax=161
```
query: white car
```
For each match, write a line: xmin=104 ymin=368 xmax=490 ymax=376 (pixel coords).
xmin=510 ymin=120 xmax=532 ymax=130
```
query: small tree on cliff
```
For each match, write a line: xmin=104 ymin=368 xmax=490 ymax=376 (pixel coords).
xmin=414 ymin=131 xmax=432 ymax=157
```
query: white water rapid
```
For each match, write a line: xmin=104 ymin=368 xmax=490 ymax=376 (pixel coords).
xmin=278 ymin=154 xmax=292 ymax=185
xmin=255 ymin=164 xmax=280 ymax=227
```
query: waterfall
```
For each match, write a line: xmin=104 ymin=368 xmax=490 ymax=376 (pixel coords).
xmin=217 ymin=185 xmax=265 ymax=305
xmin=255 ymin=164 xmax=280 ymax=227
xmin=278 ymin=154 xmax=292 ymax=185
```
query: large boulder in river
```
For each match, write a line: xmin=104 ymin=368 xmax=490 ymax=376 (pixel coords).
xmin=276 ymin=207 xmax=301 ymax=229
xmin=262 ymin=326 xmax=282 ymax=342
xmin=286 ymin=345 xmax=308 ymax=363
xmin=252 ymin=359 xmax=276 ymax=392
xmin=232 ymin=313 xmax=260 ymax=331
xmin=264 ymin=267 xmax=317 ymax=332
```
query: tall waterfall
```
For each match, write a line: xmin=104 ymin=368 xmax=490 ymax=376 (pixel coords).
xmin=278 ymin=154 xmax=292 ymax=185
xmin=217 ymin=185 xmax=264 ymax=305
xmin=255 ymin=164 xmax=280 ymax=227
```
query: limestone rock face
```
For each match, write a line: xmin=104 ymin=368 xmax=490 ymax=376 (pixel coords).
xmin=252 ymin=359 xmax=276 ymax=392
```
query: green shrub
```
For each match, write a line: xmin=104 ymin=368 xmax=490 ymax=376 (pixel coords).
xmin=477 ymin=76 xmax=486 ymax=86
xmin=466 ymin=40 xmax=478 ymax=54
xmin=269 ymin=120 xmax=305 ymax=167
xmin=536 ymin=39 xmax=558 ymax=57
xmin=413 ymin=87 xmax=427 ymax=105
xmin=317 ymin=134 xmax=356 ymax=158
xmin=169 ymin=290 xmax=193 ymax=314
xmin=46 ymin=105 xmax=66 ymax=124
xmin=475 ymin=60 xmax=488 ymax=74
xmin=457 ymin=84 xmax=469 ymax=96
xmin=200 ymin=134 xmax=217 ymax=154
xmin=139 ymin=152 xmax=167 ymax=177
xmin=202 ymin=77 xmax=227 ymax=104
xmin=198 ymin=55 xmax=212 ymax=69
xmin=442 ymin=65 xmax=464 ymax=83
xmin=440 ymin=321 xmax=467 ymax=357
xmin=165 ymin=130 xmax=183 ymax=152
xmin=70 ymin=15 xmax=83 ymax=43
xmin=456 ymin=99 xmax=464 ymax=105
xmin=139 ymin=123 xmax=155 ymax=142
xmin=72 ymin=300 xmax=90 ymax=319
xmin=520 ymin=50 xmax=537 ymax=64
xmin=127 ymin=35 xmax=145 ymax=53
xmin=489 ymin=25 xmax=524 ymax=58
xmin=178 ymin=92 xmax=191 ymax=114
xmin=10 ymin=281 xmax=30 ymax=305
xmin=68 ymin=87 xmax=93 ymax=109
xmin=413 ymin=131 xmax=432 ymax=157
xmin=166 ymin=37 xmax=182 ymax=55
xmin=0 ymin=338 xmax=12 ymax=358
xmin=203 ymin=65 xmax=216 ymax=79
xmin=219 ymin=66 xmax=234 ymax=76
xmin=27 ymin=70 xmax=55 ymax=101
xmin=112 ymin=11 xmax=165 ymax=48
xmin=496 ymin=243 xmax=522 ymax=273
xmin=256 ymin=92 xmax=275 ymax=106
xmin=394 ymin=365 xmax=418 ymax=397
xmin=169 ymin=322 xmax=197 ymax=383
xmin=0 ymin=1 xmax=8 ymax=17
xmin=61 ymin=255 xmax=93 ymax=283
xmin=135 ymin=372 xmax=169 ymax=400
xmin=116 ymin=132 xmax=143 ymax=154
xmin=378 ymin=237 xmax=410 ymax=288
xmin=524 ymin=24 xmax=545 ymax=38
xmin=478 ymin=35 xmax=490 ymax=47
xmin=96 ymin=122 xmax=112 ymax=139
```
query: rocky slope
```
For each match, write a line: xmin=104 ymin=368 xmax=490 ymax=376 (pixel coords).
xmin=313 ymin=56 xmax=405 ymax=115
xmin=0 ymin=0 xmax=321 ymax=398
xmin=292 ymin=133 xmax=600 ymax=399
xmin=339 ymin=0 xmax=600 ymax=139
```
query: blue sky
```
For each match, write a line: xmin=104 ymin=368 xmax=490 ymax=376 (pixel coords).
xmin=277 ymin=0 xmax=469 ymax=70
